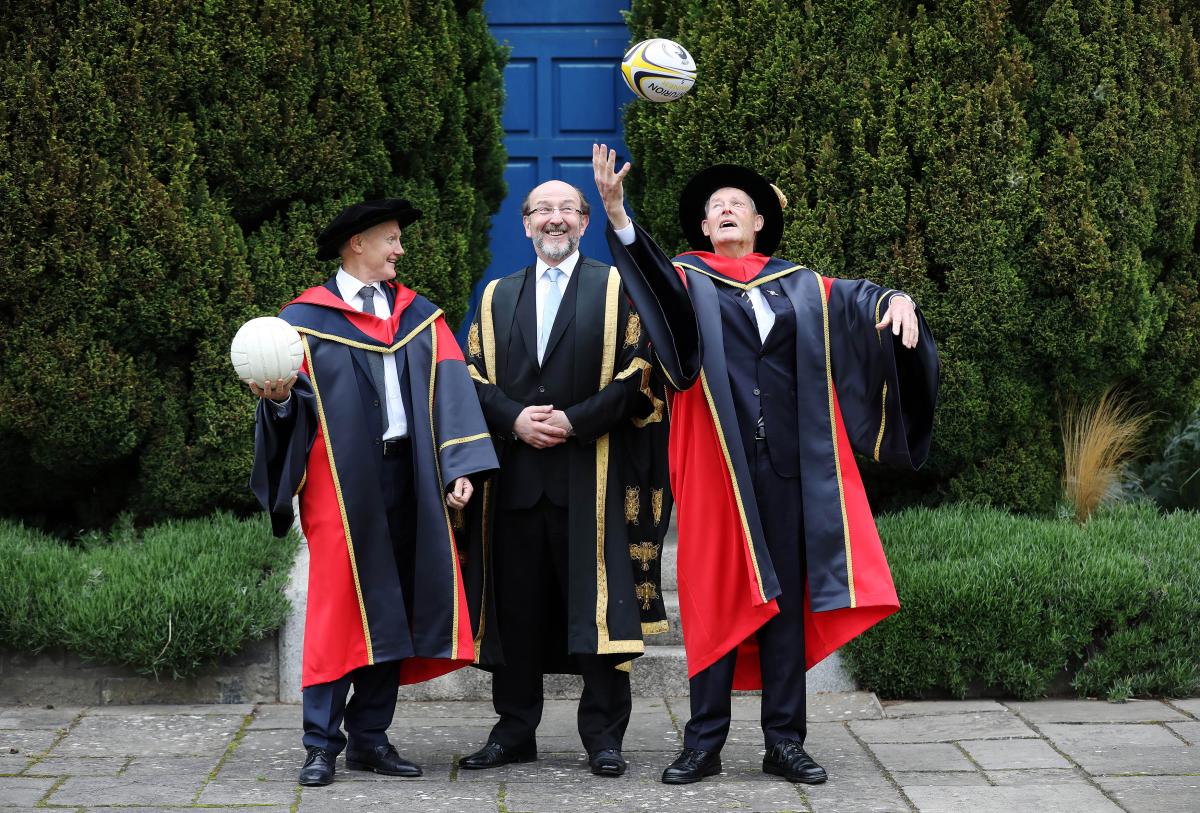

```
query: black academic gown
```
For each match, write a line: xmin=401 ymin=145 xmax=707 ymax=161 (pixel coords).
xmin=250 ymin=278 xmax=498 ymax=688
xmin=461 ymin=256 xmax=670 ymax=672
xmin=606 ymin=223 xmax=939 ymax=687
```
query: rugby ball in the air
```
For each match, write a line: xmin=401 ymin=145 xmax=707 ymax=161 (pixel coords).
xmin=230 ymin=317 xmax=304 ymax=384
xmin=620 ymin=38 xmax=697 ymax=103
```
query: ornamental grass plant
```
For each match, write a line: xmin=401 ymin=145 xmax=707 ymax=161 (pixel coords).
xmin=1061 ymin=388 xmax=1150 ymax=523
xmin=843 ymin=502 xmax=1200 ymax=701
xmin=0 ymin=514 xmax=297 ymax=679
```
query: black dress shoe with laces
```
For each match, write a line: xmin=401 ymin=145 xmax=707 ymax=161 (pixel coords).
xmin=458 ymin=739 xmax=537 ymax=769
xmin=661 ymin=747 xmax=722 ymax=784
xmin=298 ymin=746 xmax=335 ymax=786
xmin=588 ymin=748 xmax=627 ymax=777
xmin=344 ymin=743 xmax=422 ymax=777
xmin=763 ymin=739 xmax=827 ymax=784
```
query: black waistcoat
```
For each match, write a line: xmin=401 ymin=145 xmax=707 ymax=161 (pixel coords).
xmin=714 ymin=279 xmax=801 ymax=477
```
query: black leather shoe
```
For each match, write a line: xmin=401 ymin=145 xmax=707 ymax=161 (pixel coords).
xmin=344 ymin=743 xmax=422 ymax=777
xmin=458 ymin=740 xmax=537 ymax=769
xmin=588 ymin=748 xmax=627 ymax=777
xmin=763 ymin=739 xmax=827 ymax=784
xmin=298 ymin=746 xmax=335 ymax=786
xmin=661 ymin=747 xmax=722 ymax=784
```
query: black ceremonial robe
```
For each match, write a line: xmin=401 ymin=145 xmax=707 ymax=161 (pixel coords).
xmin=251 ymin=279 xmax=498 ymax=688
xmin=461 ymin=257 xmax=670 ymax=671
xmin=607 ymin=223 xmax=939 ymax=688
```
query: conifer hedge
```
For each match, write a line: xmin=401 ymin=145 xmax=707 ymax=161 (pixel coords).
xmin=0 ymin=1 xmax=505 ymax=528
xmin=624 ymin=0 xmax=1200 ymax=512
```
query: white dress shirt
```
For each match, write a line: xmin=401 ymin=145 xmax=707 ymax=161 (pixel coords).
xmin=534 ymin=251 xmax=579 ymax=363
xmin=335 ymin=268 xmax=408 ymax=439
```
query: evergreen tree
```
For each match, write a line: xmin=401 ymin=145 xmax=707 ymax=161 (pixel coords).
xmin=625 ymin=0 xmax=1200 ymax=512
xmin=0 ymin=0 xmax=506 ymax=528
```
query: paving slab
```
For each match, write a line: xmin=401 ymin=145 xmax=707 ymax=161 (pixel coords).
xmin=199 ymin=778 xmax=301 ymax=805
xmin=882 ymin=700 xmax=1006 ymax=718
xmin=246 ymin=703 xmax=303 ymax=730
xmin=46 ymin=773 xmax=205 ymax=806
xmin=0 ymin=776 xmax=58 ymax=805
xmin=297 ymin=784 xmax=497 ymax=813
xmin=0 ymin=728 xmax=61 ymax=755
xmin=849 ymin=712 xmax=1036 ymax=744
xmin=0 ymin=706 xmax=85 ymax=729
xmin=903 ymin=783 xmax=1124 ymax=812
xmin=1096 ymin=776 xmax=1200 ymax=813
xmin=1168 ymin=698 xmax=1200 ymax=718
xmin=809 ymin=692 xmax=885 ymax=722
xmin=867 ymin=743 xmax=974 ymax=773
xmin=16 ymin=755 xmax=128 ymax=776
xmin=1041 ymin=723 xmax=1200 ymax=774
xmin=802 ymin=776 xmax=911 ymax=812
xmin=984 ymin=767 xmax=1086 ymax=785
xmin=892 ymin=770 xmax=988 ymax=787
xmin=83 ymin=703 xmax=255 ymax=717
xmin=958 ymin=738 xmax=1072 ymax=769
xmin=1166 ymin=721 xmax=1200 ymax=745
xmin=1006 ymin=699 xmax=1188 ymax=723
xmin=51 ymin=713 xmax=243 ymax=757
xmin=503 ymin=779 xmax=808 ymax=812
xmin=214 ymin=727 xmax=306 ymax=781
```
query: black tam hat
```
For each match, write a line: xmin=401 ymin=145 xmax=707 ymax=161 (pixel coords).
xmin=315 ymin=198 xmax=422 ymax=261
xmin=678 ymin=165 xmax=784 ymax=256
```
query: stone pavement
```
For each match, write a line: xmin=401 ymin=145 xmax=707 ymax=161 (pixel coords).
xmin=2 ymin=694 xmax=1198 ymax=812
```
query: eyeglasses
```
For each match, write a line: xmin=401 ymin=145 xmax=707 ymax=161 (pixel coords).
xmin=526 ymin=206 xmax=583 ymax=217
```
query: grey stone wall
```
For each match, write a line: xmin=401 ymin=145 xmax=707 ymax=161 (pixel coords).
xmin=0 ymin=636 xmax=279 ymax=705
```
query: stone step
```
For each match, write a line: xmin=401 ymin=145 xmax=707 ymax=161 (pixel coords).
xmin=645 ymin=590 xmax=682 ymax=646
xmin=394 ymin=645 xmax=856 ymax=701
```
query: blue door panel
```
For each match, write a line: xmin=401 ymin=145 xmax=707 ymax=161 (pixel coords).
xmin=459 ymin=2 xmax=634 ymax=340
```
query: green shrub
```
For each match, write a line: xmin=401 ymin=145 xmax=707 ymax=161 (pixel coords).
xmin=1137 ymin=406 xmax=1200 ymax=511
xmin=0 ymin=0 xmax=505 ymax=529
xmin=842 ymin=503 xmax=1200 ymax=700
xmin=0 ymin=513 xmax=298 ymax=679
xmin=624 ymin=0 xmax=1200 ymax=513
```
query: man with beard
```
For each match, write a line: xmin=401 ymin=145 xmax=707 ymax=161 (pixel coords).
xmin=592 ymin=146 xmax=938 ymax=786
xmin=458 ymin=180 xmax=663 ymax=777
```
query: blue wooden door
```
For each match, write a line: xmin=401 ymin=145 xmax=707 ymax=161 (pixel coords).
xmin=459 ymin=1 xmax=633 ymax=337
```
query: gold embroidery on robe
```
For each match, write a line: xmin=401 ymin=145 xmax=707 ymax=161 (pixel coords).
xmin=623 ymin=312 xmax=641 ymax=348
xmin=624 ymin=486 xmax=640 ymax=524
xmin=635 ymin=581 xmax=659 ymax=611
xmin=652 ymin=488 xmax=664 ymax=526
xmin=629 ymin=541 xmax=659 ymax=572
xmin=467 ymin=321 xmax=482 ymax=358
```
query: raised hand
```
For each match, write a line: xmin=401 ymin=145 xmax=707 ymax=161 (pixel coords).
xmin=592 ymin=143 xmax=632 ymax=230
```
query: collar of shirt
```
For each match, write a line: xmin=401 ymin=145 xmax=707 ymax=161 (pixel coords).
xmin=334 ymin=268 xmax=386 ymax=312
xmin=534 ymin=251 xmax=580 ymax=284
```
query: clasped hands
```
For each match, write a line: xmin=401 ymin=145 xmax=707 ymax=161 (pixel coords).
xmin=513 ymin=405 xmax=573 ymax=449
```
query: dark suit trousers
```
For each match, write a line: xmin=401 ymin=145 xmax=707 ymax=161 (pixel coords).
xmin=490 ymin=498 xmax=632 ymax=754
xmin=302 ymin=443 xmax=416 ymax=755
xmin=683 ymin=438 xmax=808 ymax=752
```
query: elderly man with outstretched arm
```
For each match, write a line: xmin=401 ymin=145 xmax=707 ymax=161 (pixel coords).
xmin=591 ymin=145 xmax=939 ymax=786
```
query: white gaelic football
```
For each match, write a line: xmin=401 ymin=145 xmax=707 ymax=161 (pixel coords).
xmin=230 ymin=317 xmax=304 ymax=384
xmin=620 ymin=38 xmax=697 ymax=103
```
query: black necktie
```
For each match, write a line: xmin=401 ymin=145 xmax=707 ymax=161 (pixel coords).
xmin=359 ymin=285 xmax=389 ymax=432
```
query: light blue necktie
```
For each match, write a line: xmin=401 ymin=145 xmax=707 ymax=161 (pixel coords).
xmin=538 ymin=267 xmax=563 ymax=362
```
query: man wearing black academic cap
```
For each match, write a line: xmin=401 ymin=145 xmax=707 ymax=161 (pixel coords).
xmin=248 ymin=199 xmax=498 ymax=786
xmin=592 ymin=146 xmax=939 ymax=786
